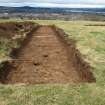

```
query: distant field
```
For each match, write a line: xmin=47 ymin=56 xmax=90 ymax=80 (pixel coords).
xmin=0 ymin=20 xmax=105 ymax=105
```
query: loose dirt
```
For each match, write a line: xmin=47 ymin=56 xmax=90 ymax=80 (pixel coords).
xmin=0 ymin=22 xmax=35 ymax=39
xmin=0 ymin=25 xmax=96 ymax=84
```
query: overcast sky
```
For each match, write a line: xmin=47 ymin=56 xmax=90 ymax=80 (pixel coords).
xmin=0 ymin=0 xmax=105 ymax=8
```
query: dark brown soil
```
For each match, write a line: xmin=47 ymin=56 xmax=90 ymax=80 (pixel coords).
xmin=0 ymin=22 xmax=36 ymax=39
xmin=0 ymin=25 xmax=96 ymax=84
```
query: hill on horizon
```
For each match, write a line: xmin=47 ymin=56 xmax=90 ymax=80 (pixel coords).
xmin=0 ymin=6 xmax=105 ymax=14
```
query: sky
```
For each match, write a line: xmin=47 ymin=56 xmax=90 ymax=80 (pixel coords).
xmin=0 ymin=0 xmax=105 ymax=8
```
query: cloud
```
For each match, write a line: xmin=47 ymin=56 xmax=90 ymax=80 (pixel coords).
xmin=31 ymin=3 xmax=105 ymax=8
xmin=0 ymin=2 xmax=105 ymax=8
xmin=95 ymin=0 xmax=105 ymax=4
xmin=0 ymin=0 xmax=105 ymax=4
xmin=0 ymin=0 xmax=105 ymax=7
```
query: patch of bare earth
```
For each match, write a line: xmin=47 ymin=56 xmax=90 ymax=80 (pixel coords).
xmin=0 ymin=22 xmax=36 ymax=38
xmin=0 ymin=25 xmax=96 ymax=84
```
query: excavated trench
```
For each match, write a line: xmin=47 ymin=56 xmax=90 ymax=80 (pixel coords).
xmin=0 ymin=24 xmax=96 ymax=84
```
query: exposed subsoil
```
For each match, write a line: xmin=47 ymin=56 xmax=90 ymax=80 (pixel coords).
xmin=0 ymin=22 xmax=36 ymax=39
xmin=0 ymin=25 xmax=96 ymax=84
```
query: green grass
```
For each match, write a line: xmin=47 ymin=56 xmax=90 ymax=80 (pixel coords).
xmin=0 ymin=38 xmax=11 ymax=61
xmin=0 ymin=36 xmax=23 ymax=62
xmin=0 ymin=20 xmax=105 ymax=105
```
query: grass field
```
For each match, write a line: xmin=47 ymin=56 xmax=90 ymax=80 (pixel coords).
xmin=0 ymin=20 xmax=105 ymax=105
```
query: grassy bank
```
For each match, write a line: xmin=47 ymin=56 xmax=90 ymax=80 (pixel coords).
xmin=0 ymin=20 xmax=105 ymax=105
